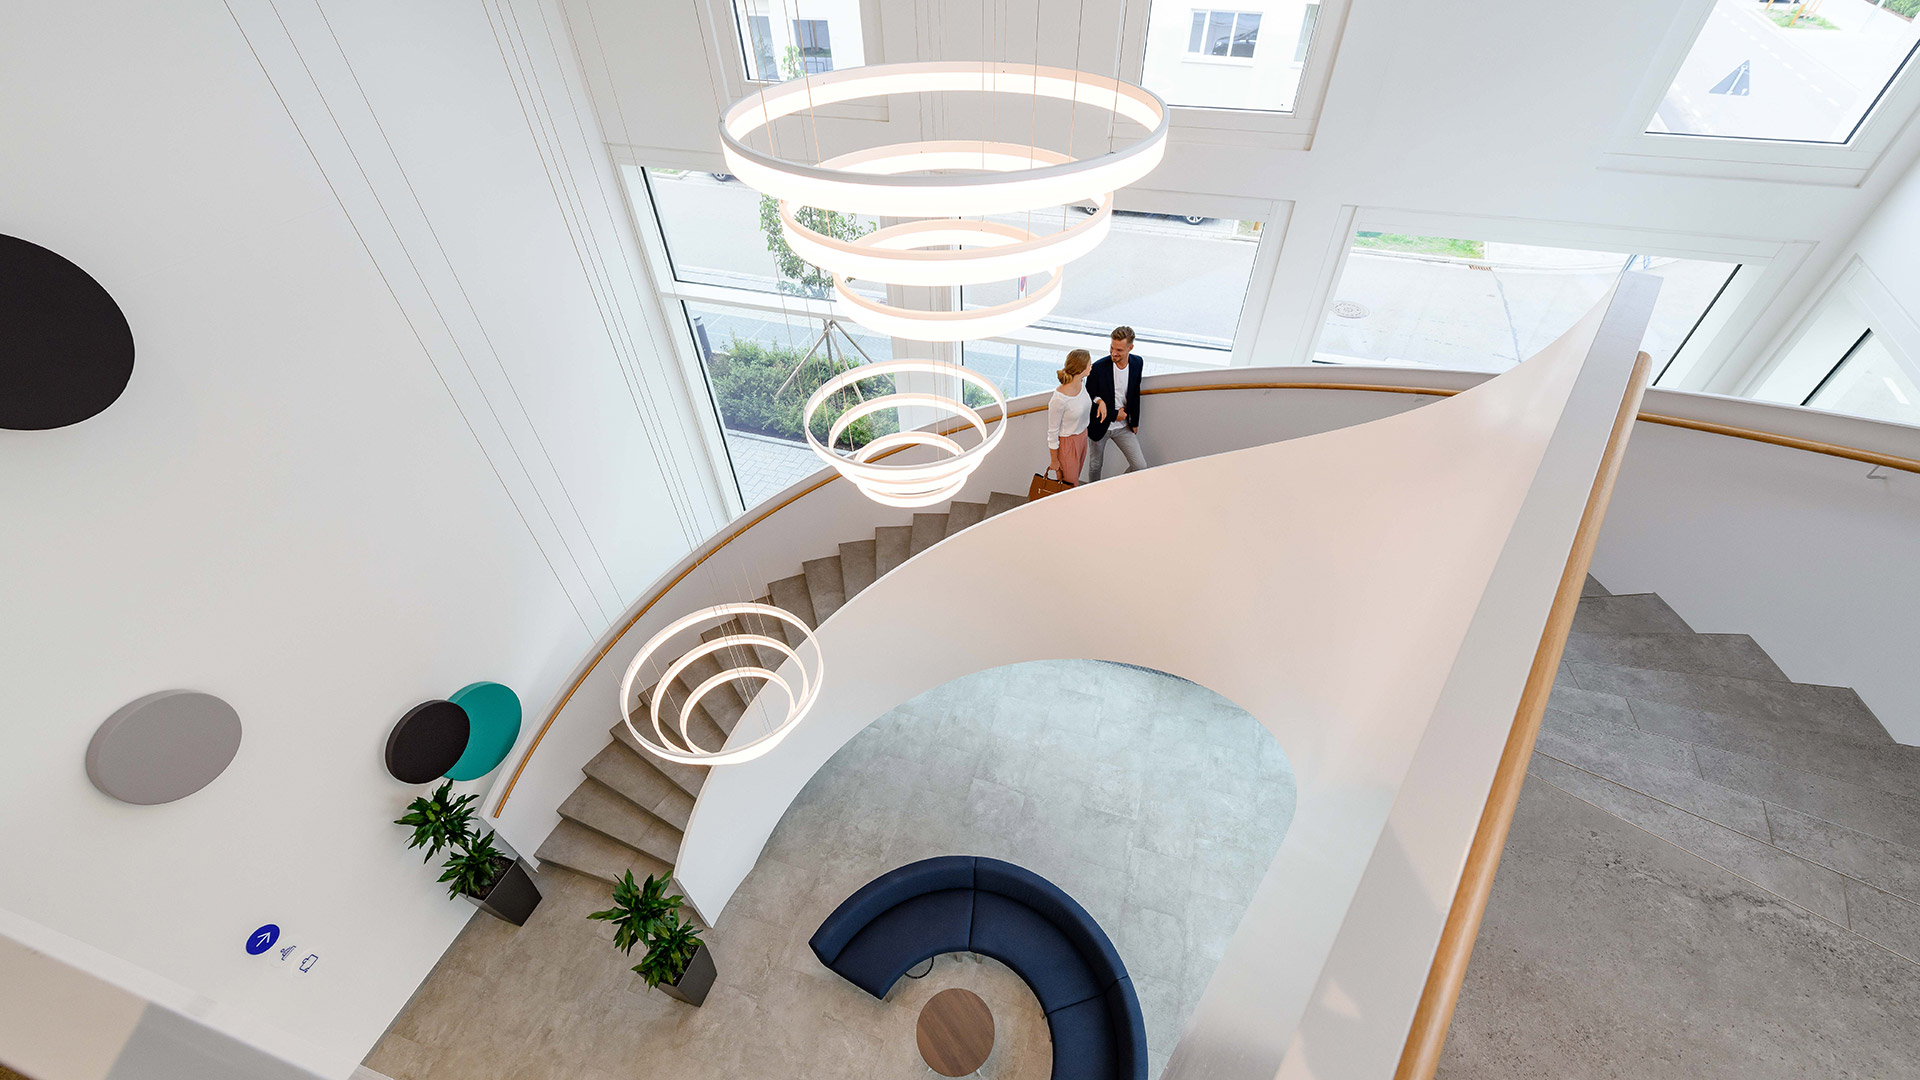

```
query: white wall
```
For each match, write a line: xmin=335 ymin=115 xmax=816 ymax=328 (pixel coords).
xmin=0 ymin=2 xmax=719 ymax=1076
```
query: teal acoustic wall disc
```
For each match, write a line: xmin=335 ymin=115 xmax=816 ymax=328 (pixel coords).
xmin=444 ymin=681 xmax=522 ymax=781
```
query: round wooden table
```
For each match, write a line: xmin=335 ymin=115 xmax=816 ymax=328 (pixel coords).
xmin=916 ymin=987 xmax=995 ymax=1076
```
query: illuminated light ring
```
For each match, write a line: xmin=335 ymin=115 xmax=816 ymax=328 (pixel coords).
xmin=802 ymin=359 xmax=1009 ymax=508
xmin=779 ymin=189 xmax=1115 ymax=287
xmin=720 ymin=61 xmax=1168 ymax=217
xmin=618 ymin=602 xmax=824 ymax=766
xmin=835 ymin=263 xmax=1063 ymax=342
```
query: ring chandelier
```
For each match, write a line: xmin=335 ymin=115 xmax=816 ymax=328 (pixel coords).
xmin=721 ymin=60 xmax=1169 ymax=341
xmin=803 ymin=359 xmax=1009 ymax=508
xmin=619 ymin=603 xmax=825 ymax=766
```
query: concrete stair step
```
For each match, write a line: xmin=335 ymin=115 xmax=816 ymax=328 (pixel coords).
xmin=1564 ymin=631 xmax=1788 ymax=683
xmin=535 ymin=820 xmax=672 ymax=887
xmin=839 ymin=539 xmax=878 ymax=598
xmin=910 ymin=513 xmax=949 ymax=556
xmin=768 ymin=573 xmax=818 ymax=635
xmin=1581 ymin=574 xmax=1609 ymax=597
xmin=985 ymin=491 xmax=1026 ymax=518
xmin=1687 ymin=741 xmax=1920 ymax=852
xmin=676 ymin=646 xmax=747 ymax=734
xmin=637 ymin=679 xmax=731 ymax=753
xmin=586 ymin=739 xmax=699 ymax=825
xmin=802 ymin=555 xmax=847 ymax=623
xmin=1572 ymin=593 xmax=1692 ymax=635
xmin=1566 ymin=661 xmax=1892 ymax=747
xmin=874 ymin=526 xmax=912 ymax=576
xmin=943 ymin=501 xmax=987 ymax=539
xmin=700 ymin=623 xmax=766 ymax=713
xmin=557 ymin=778 xmax=683 ymax=866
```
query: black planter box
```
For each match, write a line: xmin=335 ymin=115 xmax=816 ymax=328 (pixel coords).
xmin=658 ymin=943 xmax=716 ymax=1006
xmin=469 ymin=857 xmax=542 ymax=926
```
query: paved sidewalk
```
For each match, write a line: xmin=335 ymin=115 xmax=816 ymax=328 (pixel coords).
xmin=726 ymin=429 xmax=823 ymax=509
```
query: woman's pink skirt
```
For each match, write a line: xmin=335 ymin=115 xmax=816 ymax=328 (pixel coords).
xmin=1056 ymin=431 xmax=1089 ymax=485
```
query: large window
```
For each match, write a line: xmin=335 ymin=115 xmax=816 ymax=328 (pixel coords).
xmin=961 ymin=209 xmax=1264 ymax=360
xmin=1804 ymin=330 xmax=1920 ymax=424
xmin=730 ymin=0 xmax=864 ymax=83
xmin=1143 ymin=1 xmax=1321 ymax=111
xmin=1650 ymin=0 xmax=1920 ymax=144
xmin=1316 ymin=233 xmax=1739 ymax=374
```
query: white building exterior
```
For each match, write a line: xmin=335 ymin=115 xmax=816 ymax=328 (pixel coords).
xmin=1140 ymin=1 xmax=1321 ymax=112
xmin=732 ymin=0 xmax=868 ymax=82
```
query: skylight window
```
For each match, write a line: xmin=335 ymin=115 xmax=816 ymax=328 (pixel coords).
xmin=1649 ymin=0 xmax=1920 ymax=144
xmin=1142 ymin=1 xmax=1322 ymax=112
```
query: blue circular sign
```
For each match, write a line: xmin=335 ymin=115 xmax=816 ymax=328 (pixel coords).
xmin=246 ymin=924 xmax=280 ymax=956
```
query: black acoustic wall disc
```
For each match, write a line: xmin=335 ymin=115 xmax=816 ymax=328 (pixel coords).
xmin=385 ymin=700 xmax=472 ymax=784
xmin=1 ymin=234 xmax=136 ymax=430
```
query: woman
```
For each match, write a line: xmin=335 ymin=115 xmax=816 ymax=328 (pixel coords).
xmin=1047 ymin=349 xmax=1095 ymax=485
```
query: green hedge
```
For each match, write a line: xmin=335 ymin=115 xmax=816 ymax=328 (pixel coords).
xmin=1886 ymin=0 xmax=1919 ymax=18
xmin=708 ymin=337 xmax=898 ymax=448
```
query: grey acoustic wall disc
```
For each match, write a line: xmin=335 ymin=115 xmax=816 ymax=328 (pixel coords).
xmin=87 ymin=691 xmax=243 ymax=805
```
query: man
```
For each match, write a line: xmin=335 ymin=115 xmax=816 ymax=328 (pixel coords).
xmin=1086 ymin=325 xmax=1148 ymax=481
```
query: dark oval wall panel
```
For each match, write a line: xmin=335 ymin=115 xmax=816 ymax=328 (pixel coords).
xmin=1 ymin=234 xmax=136 ymax=430
xmin=385 ymin=700 xmax=471 ymax=784
xmin=87 ymin=691 xmax=243 ymax=805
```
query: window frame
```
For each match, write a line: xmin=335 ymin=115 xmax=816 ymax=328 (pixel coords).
xmin=1122 ymin=0 xmax=1353 ymax=150
xmin=1183 ymin=10 xmax=1261 ymax=65
xmin=1298 ymin=207 xmax=1803 ymax=388
xmin=1602 ymin=0 xmax=1920 ymax=186
xmin=707 ymin=0 xmax=889 ymax=121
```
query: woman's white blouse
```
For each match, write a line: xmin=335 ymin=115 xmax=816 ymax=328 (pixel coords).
xmin=1047 ymin=386 xmax=1092 ymax=449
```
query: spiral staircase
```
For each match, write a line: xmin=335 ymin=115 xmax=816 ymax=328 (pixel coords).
xmin=533 ymin=490 xmax=1032 ymax=886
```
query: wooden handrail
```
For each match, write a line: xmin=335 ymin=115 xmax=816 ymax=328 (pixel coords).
xmin=1392 ymin=352 xmax=1654 ymax=1078
xmin=491 ymin=375 xmax=1916 ymax=817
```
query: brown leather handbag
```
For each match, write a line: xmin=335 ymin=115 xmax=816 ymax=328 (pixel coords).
xmin=1028 ymin=470 xmax=1074 ymax=501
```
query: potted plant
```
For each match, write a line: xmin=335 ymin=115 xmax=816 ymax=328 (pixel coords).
xmin=588 ymin=871 xmax=716 ymax=1006
xmin=394 ymin=782 xmax=542 ymax=926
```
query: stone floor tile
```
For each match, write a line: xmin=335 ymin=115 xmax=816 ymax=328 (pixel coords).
xmin=1627 ymin=698 xmax=1920 ymax=802
xmin=1442 ymin=779 xmax=1920 ymax=1080
xmin=1540 ymin=705 xmax=1699 ymax=774
xmin=1534 ymin=727 xmax=1766 ymax=838
xmin=1114 ymin=903 xmax=1187 ymax=983
xmin=1544 ymin=681 xmax=1635 ymax=727
xmin=1568 ymin=592 xmax=1691 ymax=634
xmin=1692 ymin=743 xmax=1920 ymax=851
xmin=1844 ymin=879 xmax=1920 ymax=964
xmin=1562 ymin=631 xmax=1787 ymax=682
xmin=1766 ymin=803 xmax=1920 ymax=906
xmin=1529 ymin=754 xmax=1848 ymax=923
xmin=1571 ymin=662 xmax=1889 ymax=745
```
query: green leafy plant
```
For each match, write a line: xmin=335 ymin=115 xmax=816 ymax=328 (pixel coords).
xmin=394 ymin=781 xmax=476 ymax=864
xmin=707 ymin=335 xmax=898 ymax=447
xmin=587 ymin=871 xmax=682 ymax=956
xmin=758 ymin=194 xmax=874 ymax=297
xmin=632 ymin=910 xmax=705 ymax=989
xmin=437 ymin=829 xmax=510 ymax=901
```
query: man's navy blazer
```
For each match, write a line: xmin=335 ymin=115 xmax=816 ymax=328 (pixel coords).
xmin=1086 ymin=353 xmax=1142 ymax=442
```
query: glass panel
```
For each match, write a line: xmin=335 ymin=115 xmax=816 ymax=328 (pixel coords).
xmin=1649 ymin=0 xmax=1920 ymax=144
xmin=1231 ymin=13 xmax=1261 ymax=58
xmin=1144 ymin=0 xmax=1321 ymax=111
xmin=962 ymin=210 xmax=1263 ymax=360
xmin=684 ymin=300 xmax=897 ymax=509
xmin=731 ymin=0 xmax=864 ymax=83
xmin=1806 ymin=331 xmax=1920 ymax=425
xmin=1316 ymin=234 xmax=1739 ymax=374
xmin=1206 ymin=11 xmax=1236 ymax=56
xmin=962 ymin=340 xmax=1057 ymax=401
xmin=643 ymin=168 xmax=881 ymax=298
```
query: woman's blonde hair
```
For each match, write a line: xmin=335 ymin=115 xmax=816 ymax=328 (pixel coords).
xmin=1056 ymin=349 xmax=1092 ymax=385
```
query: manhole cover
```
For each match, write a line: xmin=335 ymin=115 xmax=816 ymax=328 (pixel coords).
xmin=1331 ymin=300 xmax=1369 ymax=319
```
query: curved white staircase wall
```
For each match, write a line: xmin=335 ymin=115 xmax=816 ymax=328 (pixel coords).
xmin=676 ymin=276 xmax=1658 ymax=1079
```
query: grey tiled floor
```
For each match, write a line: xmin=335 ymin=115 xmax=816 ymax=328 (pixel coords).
xmin=1443 ymin=583 xmax=1920 ymax=1078
xmin=366 ymin=660 xmax=1294 ymax=1080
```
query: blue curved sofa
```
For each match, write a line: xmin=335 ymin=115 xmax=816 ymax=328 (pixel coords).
xmin=809 ymin=856 xmax=1147 ymax=1080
